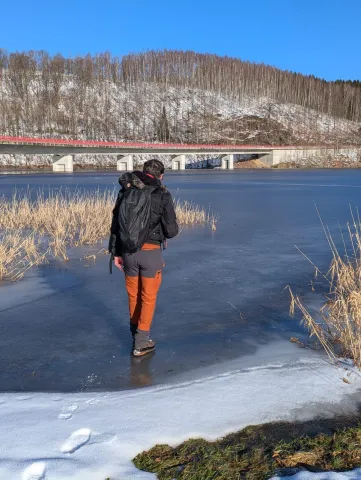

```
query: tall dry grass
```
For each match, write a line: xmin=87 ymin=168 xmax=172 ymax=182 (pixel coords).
xmin=0 ymin=189 xmax=115 ymax=259
xmin=0 ymin=189 xmax=217 ymax=281
xmin=174 ymin=199 xmax=218 ymax=229
xmin=0 ymin=229 xmax=49 ymax=281
xmin=289 ymin=207 xmax=361 ymax=368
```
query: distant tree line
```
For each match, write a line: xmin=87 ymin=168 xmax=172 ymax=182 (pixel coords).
xmin=121 ymin=51 xmax=361 ymax=122
xmin=335 ymin=79 xmax=361 ymax=89
xmin=0 ymin=49 xmax=360 ymax=144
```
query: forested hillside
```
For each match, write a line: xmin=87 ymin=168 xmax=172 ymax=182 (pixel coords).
xmin=0 ymin=49 xmax=360 ymax=146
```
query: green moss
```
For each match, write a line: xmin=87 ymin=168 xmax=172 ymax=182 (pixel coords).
xmin=133 ymin=418 xmax=361 ymax=479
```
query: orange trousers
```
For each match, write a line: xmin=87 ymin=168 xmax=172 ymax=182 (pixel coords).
xmin=125 ymin=271 xmax=162 ymax=333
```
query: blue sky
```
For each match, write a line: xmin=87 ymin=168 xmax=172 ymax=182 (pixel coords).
xmin=2 ymin=0 xmax=360 ymax=81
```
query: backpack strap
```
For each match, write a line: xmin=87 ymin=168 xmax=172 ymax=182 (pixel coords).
xmin=108 ymin=190 xmax=124 ymax=275
xmin=109 ymin=252 xmax=114 ymax=275
xmin=146 ymin=186 xmax=167 ymax=249
xmin=159 ymin=188 xmax=167 ymax=249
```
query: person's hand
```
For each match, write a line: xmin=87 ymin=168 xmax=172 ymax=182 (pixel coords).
xmin=114 ymin=256 xmax=124 ymax=271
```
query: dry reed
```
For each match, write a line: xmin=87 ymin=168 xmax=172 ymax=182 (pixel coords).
xmin=0 ymin=189 xmax=115 ymax=259
xmin=174 ymin=199 xmax=218 ymax=228
xmin=0 ymin=189 xmax=217 ymax=281
xmin=289 ymin=207 xmax=361 ymax=368
xmin=0 ymin=229 xmax=49 ymax=281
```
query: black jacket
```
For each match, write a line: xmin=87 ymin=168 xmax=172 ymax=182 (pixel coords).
xmin=110 ymin=171 xmax=179 ymax=256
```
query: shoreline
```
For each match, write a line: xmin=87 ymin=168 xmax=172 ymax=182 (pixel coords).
xmin=2 ymin=164 xmax=361 ymax=173
xmin=0 ymin=347 xmax=360 ymax=480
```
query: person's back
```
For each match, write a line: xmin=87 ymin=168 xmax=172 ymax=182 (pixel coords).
xmin=109 ymin=159 xmax=178 ymax=356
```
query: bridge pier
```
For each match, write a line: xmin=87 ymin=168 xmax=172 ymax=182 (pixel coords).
xmin=117 ymin=154 xmax=134 ymax=171
xmin=221 ymin=154 xmax=234 ymax=170
xmin=171 ymin=155 xmax=186 ymax=170
xmin=52 ymin=154 xmax=74 ymax=172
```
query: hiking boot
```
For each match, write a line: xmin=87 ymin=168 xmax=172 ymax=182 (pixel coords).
xmin=133 ymin=339 xmax=156 ymax=357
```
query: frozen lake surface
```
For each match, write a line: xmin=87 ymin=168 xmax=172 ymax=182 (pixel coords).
xmin=1 ymin=169 xmax=361 ymax=392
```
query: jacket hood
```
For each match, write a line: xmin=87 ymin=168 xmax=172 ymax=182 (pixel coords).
xmin=118 ymin=172 xmax=145 ymax=190
xmin=118 ymin=171 xmax=161 ymax=190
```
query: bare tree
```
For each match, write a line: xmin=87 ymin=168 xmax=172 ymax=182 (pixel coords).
xmin=0 ymin=49 xmax=360 ymax=146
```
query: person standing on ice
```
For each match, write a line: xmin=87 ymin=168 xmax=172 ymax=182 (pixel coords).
xmin=109 ymin=159 xmax=179 ymax=357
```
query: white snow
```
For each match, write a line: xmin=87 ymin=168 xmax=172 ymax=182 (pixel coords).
xmin=22 ymin=462 xmax=46 ymax=480
xmin=58 ymin=403 xmax=79 ymax=420
xmin=270 ymin=470 xmax=361 ymax=479
xmin=1 ymin=342 xmax=361 ymax=479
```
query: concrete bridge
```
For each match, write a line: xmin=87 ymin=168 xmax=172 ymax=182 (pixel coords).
xmin=0 ymin=136 xmax=352 ymax=172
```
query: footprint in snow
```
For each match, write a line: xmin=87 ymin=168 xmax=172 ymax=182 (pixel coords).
xmin=61 ymin=428 xmax=91 ymax=454
xmin=16 ymin=395 xmax=33 ymax=401
xmin=58 ymin=403 xmax=79 ymax=420
xmin=22 ymin=462 xmax=46 ymax=480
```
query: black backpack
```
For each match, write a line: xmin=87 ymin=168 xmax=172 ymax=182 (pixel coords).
xmin=108 ymin=174 xmax=163 ymax=273
xmin=116 ymin=184 xmax=157 ymax=254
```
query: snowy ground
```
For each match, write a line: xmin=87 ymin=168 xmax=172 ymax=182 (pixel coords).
xmin=271 ymin=471 xmax=361 ymax=479
xmin=1 ymin=344 xmax=361 ymax=480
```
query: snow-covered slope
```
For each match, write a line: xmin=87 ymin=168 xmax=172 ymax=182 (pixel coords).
xmin=1 ymin=77 xmax=360 ymax=167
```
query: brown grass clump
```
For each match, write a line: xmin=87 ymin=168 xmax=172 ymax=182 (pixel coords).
xmin=0 ymin=189 xmax=115 ymax=259
xmin=174 ymin=199 xmax=218 ymax=229
xmin=289 ymin=207 xmax=361 ymax=368
xmin=0 ymin=189 xmax=217 ymax=281
xmin=276 ymin=450 xmax=321 ymax=468
xmin=0 ymin=229 xmax=48 ymax=281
